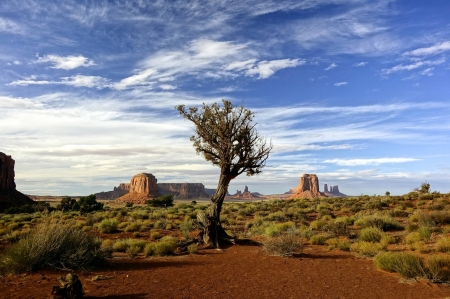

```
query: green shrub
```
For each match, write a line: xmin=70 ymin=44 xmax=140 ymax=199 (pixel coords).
xmin=180 ymin=220 xmax=193 ymax=239
xmin=265 ymin=222 xmax=295 ymax=237
xmin=126 ymin=245 xmax=141 ymax=257
xmin=112 ymin=238 xmax=148 ymax=253
xmin=262 ymin=234 xmax=303 ymax=257
xmin=358 ymin=227 xmax=384 ymax=243
xmin=187 ymin=243 xmax=198 ymax=254
xmin=325 ymin=238 xmax=350 ymax=251
xmin=124 ymin=222 xmax=141 ymax=232
xmin=436 ymin=237 xmax=450 ymax=253
xmin=350 ymin=241 xmax=384 ymax=257
xmin=98 ymin=218 xmax=118 ymax=234
xmin=354 ymin=215 xmax=403 ymax=231
xmin=426 ymin=255 xmax=450 ymax=282
xmin=146 ymin=195 xmax=174 ymax=207
xmin=0 ymin=224 xmax=105 ymax=274
xmin=405 ymin=232 xmax=423 ymax=244
xmin=144 ymin=237 xmax=178 ymax=256
xmin=374 ymin=252 xmax=425 ymax=279
xmin=310 ymin=234 xmax=327 ymax=245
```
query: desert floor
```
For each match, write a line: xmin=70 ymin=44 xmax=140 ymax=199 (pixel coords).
xmin=1 ymin=243 xmax=450 ymax=299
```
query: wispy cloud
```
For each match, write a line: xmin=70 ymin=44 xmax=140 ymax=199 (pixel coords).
xmin=403 ymin=41 xmax=450 ymax=57
xmin=9 ymin=75 xmax=110 ymax=89
xmin=353 ymin=62 xmax=367 ymax=66
xmin=324 ymin=158 xmax=419 ymax=166
xmin=0 ymin=17 xmax=23 ymax=34
xmin=325 ymin=63 xmax=337 ymax=70
xmin=35 ymin=54 xmax=96 ymax=70
xmin=245 ymin=59 xmax=304 ymax=79
xmin=159 ymin=84 xmax=177 ymax=90
xmin=334 ymin=82 xmax=347 ymax=86
xmin=382 ymin=57 xmax=446 ymax=74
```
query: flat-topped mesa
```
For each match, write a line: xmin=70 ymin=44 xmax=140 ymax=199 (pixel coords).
xmin=96 ymin=183 xmax=130 ymax=199
xmin=116 ymin=173 xmax=159 ymax=204
xmin=0 ymin=152 xmax=34 ymax=212
xmin=157 ymin=183 xmax=209 ymax=199
xmin=323 ymin=184 xmax=347 ymax=197
xmin=289 ymin=174 xmax=324 ymax=199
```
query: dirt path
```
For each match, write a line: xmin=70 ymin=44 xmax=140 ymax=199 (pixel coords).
xmin=1 ymin=244 xmax=449 ymax=299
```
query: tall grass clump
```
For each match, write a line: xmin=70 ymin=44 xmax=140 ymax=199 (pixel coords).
xmin=426 ymin=255 xmax=450 ymax=282
xmin=0 ymin=224 xmax=105 ymax=274
xmin=98 ymin=218 xmax=119 ymax=234
xmin=374 ymin=252 xmax=425 ymax=279
xmin=144 ymin=236 xmax=178 ymax=256
xmin=358 ymin=227 xmax=384 ymax=243
xmin=262 ymin=233 xmax=303 ymax=257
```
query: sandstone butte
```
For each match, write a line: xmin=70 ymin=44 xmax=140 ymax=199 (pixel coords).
xmin=116 ymin=173 xmax=159 ymax=204
xmin=0 ymin=152 xmax=34 ymax=212
xmin=289 ymin=174 xmax=324 ymax=199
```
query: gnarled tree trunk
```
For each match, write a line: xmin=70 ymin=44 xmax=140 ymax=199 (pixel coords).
xmin=202 ymin=174 xmax=235 ymax=248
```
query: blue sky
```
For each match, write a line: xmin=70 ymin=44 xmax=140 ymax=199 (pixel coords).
xmin=1 ymin=0 xmax=450 ymax=196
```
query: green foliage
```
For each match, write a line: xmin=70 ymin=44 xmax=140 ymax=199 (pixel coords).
xmin=358 ymin=227 xmax=384 ymax=243
xmin=350 ymin=241 xmax=385 ymax=257
xmin=426 ymin=255 xmax=450 ymax=282
xmin=374 ymin=252 xmax=425 ymax=279
xmin=0 ymin=224 xmax=105 ymax=274
xmin=146 ymin=195 xmax=174 ymax=207
xmin=325 ymin=238 xmax=350 ymax=251
xmin=310 ymin=234 xmax=328 ymax=245
xmin=98 ymin=218 xmax=118 ymax=234
xmin=144 ymin=237 xmax=178 ymax=256
xmin=436 ymin=237 xmax=450 ymax=253
xmin=354 ymin=215 xmax=403 ymax=231
xmin=187 ymin=243 xmax=198 ymax=254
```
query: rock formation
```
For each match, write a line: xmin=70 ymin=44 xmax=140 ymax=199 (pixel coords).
xmin=323 ymin=184 xmax=347 ymax=197
xmin=158 ymin=183 xmax=209 ymax=199
xmin=0 ymin=152 xmax=34 ymax=211
xmin=96 ymin=183 xmax=130 ymax=199
xmin=116 ymin=173 xmax=159 ymax=204
xmin=324 ymin=184 xmax=329 ymax=193
xmin=229 ymin=185 xmax=259 ymax=199
xmin=289 ymin=174 xmax=323 ymax=199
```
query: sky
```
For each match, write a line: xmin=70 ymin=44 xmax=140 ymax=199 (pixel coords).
xmin=1 ymin=0 xmax=450 ymax=196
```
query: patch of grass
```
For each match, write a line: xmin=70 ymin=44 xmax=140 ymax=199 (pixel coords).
xmin=144 ymin=237 xmax=178 ymax=256
xmin=405 ymin=232 xmax=423 ymax=245
xmin=350 ymin=241 xmax=385 ymax=257
xmin=262 ymin=234 xmax=303 ymax=257
xmin=0 ymin=224 xmax=105 ymax=274
xmin=436 ymin=237 xmax=450 ymax=253
xmin=310 ymin=234 xmax=328 ymax=245
xmin=358 ymin=227 xmax=384 ymax=243
xmin=124 ymin=222 xmax=141 ymax=232
xmin=187 ymin=243 xmax=198 ymax=254
xmin=325 ymin=238 xmax=350 ymax=251
xmin=426 ymin=255 xmax=450 ymax=282
xmin=374 ymin=252 xmax=425 ymax=279
xmin=98 ymin=218 xmax=119 ymax=234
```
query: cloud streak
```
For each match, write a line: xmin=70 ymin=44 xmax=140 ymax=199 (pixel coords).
xmin=35 ymin=54 xmax=96 ymax=70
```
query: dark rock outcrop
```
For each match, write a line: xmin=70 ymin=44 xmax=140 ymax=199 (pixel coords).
xmin=0 ymin=152 xmax=34 ymax=212
xmin=96 ymin=183 xmax=130 ymax=199
xmin=158 ymin=183 xmax=209 ymax=199
xmin=289 ymin=174 xmax=324 ymax=199
xmin=229 ymin=185 xmax=259 ymax=200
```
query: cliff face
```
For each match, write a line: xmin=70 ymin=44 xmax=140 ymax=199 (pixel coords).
xmin=0 ymin=152 xmax=16 ymax=190
xmin=0 ymin=152 xmax=34 ymax=212
xmin=116 ymin=173 xmax=159 ymax=204
xmin=158 ymin=183 xmax=209 ymax=199
xmin=96 ymin=183 xmax=130 ymax=199
xmin=289 ymin=174 xmax=323 ymax=199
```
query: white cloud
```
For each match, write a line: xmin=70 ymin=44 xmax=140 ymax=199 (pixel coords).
xmin=0 ymin=17 xmax=23 ymax=34
xmin=9 ymin=75 xmax=110 ymax=89
xmin=382 ymin=58 xmax=446 ymax=74
xmin=35 ymin=54 xmax=95 ymax=70
xmin=324 ymin=158 xmax=419 ymax=166
xmin=245 ymin=59 xmax=305 ymax=79
xmin=0 ymin=96 xmax=44 ymax=109
xmin=158 ymin=76 xmax=175 ymax=82
xmin=225 ymin=59 xmax=257 ymax=71
xmin=403 ymin=41 xmax=450 ymax=57
xmin=325 ymin=63 xmax=337 ymax=70
xmin=113 ymin=68 xmax=157 ymax=90
xmin=353 ymin=62 xmax=367 ymax=67
xmin=420 ymin=67 xmax=434 ymax=76
xmin=13 ymin=60 xmax=22 ymax=65
xmin=159 ymin=84 xmax=177 ymax=90
xmin=334 ymin=82 xmax=347 ymax=86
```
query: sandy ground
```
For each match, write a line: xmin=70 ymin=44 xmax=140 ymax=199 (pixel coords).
xmin=1 ymin=244 xmax=450 ymax=299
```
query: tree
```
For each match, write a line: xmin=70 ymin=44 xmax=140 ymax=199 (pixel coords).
xmin=176 ymin=100 xmax=272 ymax=248
xmin=414 ymin=182 xmax=430 ymax=194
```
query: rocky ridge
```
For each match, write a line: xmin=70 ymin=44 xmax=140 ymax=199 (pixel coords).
xmin=289 ymin=174 xmax=324 ymax=199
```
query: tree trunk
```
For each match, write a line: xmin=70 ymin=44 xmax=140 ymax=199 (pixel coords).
xmin=203 ymin=174 xmax=235 ymax=248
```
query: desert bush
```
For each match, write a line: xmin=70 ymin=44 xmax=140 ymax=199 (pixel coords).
xmin=358 ymin=227 xmax=384 ymax=243
xmin=146 ymin=195 xmax=174 ymax=207
xmin=180 ymin=220 xmax=193 ymax=239
xmin=126 ymin=245 xmax=141 ymax=257
xmin=310 ymin=220 xmax=327 ymax=230
xmin=436 ymin=237 xmax=450 ymax=253
xmin=350 ymin=241 xmax=385 ymax=257
xmin=310 ymin=234 xmax=328 ymax=245
xmin=187 ymin=243 xmax=198 ymax=254
xmin=112 ymin=239 xmax=148 ymax=253
xmin=354 ymin=215 xmax=403 ymax=231
xmin=325 ymin=238 xmax=350 ymax=251
xmin=405 ymin=232 xmax=423 ymax=245
xmin=0 ymin=224 xmax=105 ymax=274
xmin=426 ymin=255 xmax=450 ymax=282
xmin=265 ymin=222 xmax=295 ymax=237
xmin=408 ymin=241 xmax=426 ymax=253
xmin=124 ymin=222 xmax=141 ymax=232
xmin=262 ymin=234 xmax=303 ymax=257
xmin=374 ymin=252 xmax=425 ymax=279
xmin=325 ymin=221 xmax=349 ymax=237
xmin=144 ymin=237 xmax=178 ymax=256
xmin=98 ymin=218 xmax=118 ymax=234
